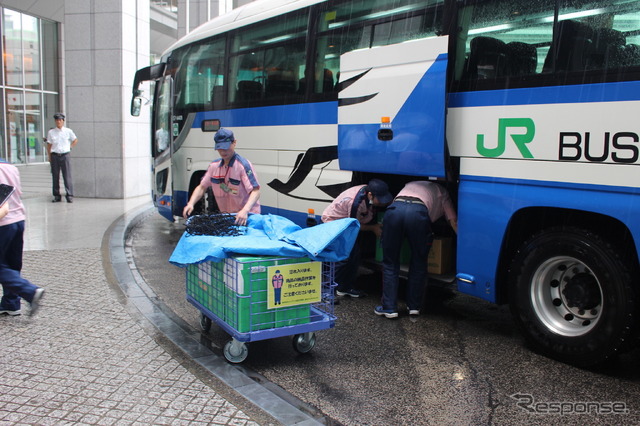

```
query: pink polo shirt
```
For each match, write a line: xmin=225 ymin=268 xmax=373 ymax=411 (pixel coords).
xmin=321 ymin=184 xmax=373 ymax=225
xmin=200 ymin=153 xmax=261 ymax=214
xmin=396 ymin=181 xmax=457 ymax=223
xmin=0 ymin=161 xmax=26 ymax=226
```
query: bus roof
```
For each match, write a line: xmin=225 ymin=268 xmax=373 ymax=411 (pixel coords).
xmin=164 ymin=0 xmax=326 ymax=55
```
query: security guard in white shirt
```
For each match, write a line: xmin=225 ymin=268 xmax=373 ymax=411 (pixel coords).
xmin=46 ymin=113 xmax=78 ymax=203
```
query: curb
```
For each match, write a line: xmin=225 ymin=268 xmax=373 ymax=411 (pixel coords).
xmin=101 ymin=204 xmax=327 ymax=426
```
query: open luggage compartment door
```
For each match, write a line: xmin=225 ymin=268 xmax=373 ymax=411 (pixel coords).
xmin=338 ymin=36 xmax=448 ymax=178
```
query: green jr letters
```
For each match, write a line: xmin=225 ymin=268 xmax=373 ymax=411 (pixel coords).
xmin=477 ymin=118 xmax=535 ymax=158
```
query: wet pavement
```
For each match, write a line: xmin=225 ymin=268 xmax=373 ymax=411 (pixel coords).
xmin=7 ymin=163 xmax=640 ymax=426
xmin=129 ymin=210 xmax=640 ymax=426
xmin=1 ymin=164 xmax=279 ymax=425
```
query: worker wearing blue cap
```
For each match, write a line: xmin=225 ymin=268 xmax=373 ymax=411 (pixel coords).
xmin=183 ymin=128 xmax=260 ymax=225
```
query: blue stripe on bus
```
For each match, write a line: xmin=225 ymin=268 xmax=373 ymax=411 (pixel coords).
xmin=456 ymin=174 xmax=640 ymax=303
xmin=461 ymin=173 xmax=640 ymax=195
xmin=448 ymin=80 xmax=640 ymax=108
xmin=194 ymin=101 xmax=338 ymax=128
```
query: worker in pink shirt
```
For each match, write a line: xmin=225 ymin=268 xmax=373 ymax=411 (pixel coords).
xmin=183 ymin=128 xmax=260 ymax=226
xmin=322 ymin=179 xmax=393 ymax=298
xmin=375 ymin=181 xmax=457 ymax=319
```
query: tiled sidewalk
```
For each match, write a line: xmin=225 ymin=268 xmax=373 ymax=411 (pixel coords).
xmin=0 ymin=248 xmax=262 ymax=425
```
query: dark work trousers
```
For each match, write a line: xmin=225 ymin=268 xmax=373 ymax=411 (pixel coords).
xmin=0 ymin=221 xmax=38 ymax=311
xmin=334 ymin=233 xmax=362 ymax=292
xmin=50 ymin=152 xmax=73 ymax=198
xmin=381 ymin=200 xmax=433 ymax=311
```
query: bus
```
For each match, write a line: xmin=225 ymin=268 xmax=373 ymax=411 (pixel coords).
xmin=131 ymin=0 xmax=640 ymax=367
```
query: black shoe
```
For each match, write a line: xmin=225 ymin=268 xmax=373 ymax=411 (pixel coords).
xmin=66 ymin=196 xmax=73 ymax=203
xmin=336 ymin=288 xmax=366 ymax=298
xmin=52 ymin=197 xmax=61 ymax=203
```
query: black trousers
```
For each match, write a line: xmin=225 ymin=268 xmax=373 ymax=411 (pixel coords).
xmin=50 ymin=152 xmax=73 ymax=197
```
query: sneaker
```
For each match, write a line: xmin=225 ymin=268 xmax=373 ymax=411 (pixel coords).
xmin=336 ymin=288 xmax=366 ymax=298
xmin=408 ymin=309 xmax=420 ymax=316
xmin=30 ymin=288 xmax=44 ymax=316
xmin=0 ymin=308 xmax=21 ymax=316
xmin=374 ymin=305 xmax=398 ymax=319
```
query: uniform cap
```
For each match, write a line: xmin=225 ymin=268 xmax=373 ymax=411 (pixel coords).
xmin=368 ymin=179 xmax=393 ymax=204
xmin=53 ymin=112 xmax=65 ymax=120
xmin=214 ymin=128 xmax=235 ymax=150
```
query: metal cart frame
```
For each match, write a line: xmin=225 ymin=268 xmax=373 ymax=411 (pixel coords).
xmin=186 ymin=255 xmax=336 ymax=363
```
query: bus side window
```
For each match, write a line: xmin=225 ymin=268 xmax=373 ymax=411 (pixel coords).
xmin=228 ymin=10 xmax=307 ymax=106
xmin=313 ymin=1 xmax=441 ymax=99
xmin=506 ymin=42 xmax=537 ymax=76
xmin=455 ymin=0 xmax=554 ymax=89
xmin=551 ymin=0 xmax=640 ymax=76
xmin=266 ymin=71 xmax=297 ymax=98
xmin=623 ymin=44 xmax=640 ymax=67
xmin=236 ymin=80 xmax=263 ymax=102
xmin=211 ymin=85 xmax=225 ymax=110
xmin=301 ymin=68 xmax=334 ymax=95
xmin=320 ymin=68 xmax=335 ymax=93
xmin=586 ymin=28 xmax=626 ymax=70
xmin=263 ymin=43 xmax=305 ymax=102
xmin=463 ymin=36 xmax=507 ymax=80
xmin=543 ymin=20 xmax=594 ymax=73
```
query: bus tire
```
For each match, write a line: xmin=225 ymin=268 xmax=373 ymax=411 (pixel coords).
xmin=193 ymin=187 xmax=216 ymax=215
xmin=508 ymin=227 xmax=637 ymax=367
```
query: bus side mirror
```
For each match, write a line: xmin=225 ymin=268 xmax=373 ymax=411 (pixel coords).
xmin=131 ymin=96 xmax=142 ymax=117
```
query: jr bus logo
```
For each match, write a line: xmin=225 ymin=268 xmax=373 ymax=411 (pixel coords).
xmin=477 ymin=118 xmax=535 ymax=158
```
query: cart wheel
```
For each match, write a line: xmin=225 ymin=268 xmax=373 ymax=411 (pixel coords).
xmin=292 ymin=332 xmax=316 ymax=354
xmin=223 ymin=339 xmax=248 ymax=363
xmin=200 ymin=313 xmax=212 ymax=332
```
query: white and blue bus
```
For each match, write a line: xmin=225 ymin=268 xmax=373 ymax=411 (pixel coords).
xmin=132 ymin=0 xmax=640 ymax=366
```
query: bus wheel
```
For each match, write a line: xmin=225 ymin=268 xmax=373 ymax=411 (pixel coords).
xmin=193 ymin=187 xmax=215 ymax=215
xmin=508 ymin=227 xmax=637 ymax=367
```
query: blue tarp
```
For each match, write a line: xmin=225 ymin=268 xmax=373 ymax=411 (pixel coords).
xmin=169 ymin=214 xmax=360 ymax=267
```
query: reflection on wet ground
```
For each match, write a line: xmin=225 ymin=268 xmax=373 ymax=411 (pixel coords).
xmin=130 ymin=212 xmax=640 ymax=426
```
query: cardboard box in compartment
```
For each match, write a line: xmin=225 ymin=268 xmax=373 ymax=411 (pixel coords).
xmin=428 ymin=237 xmax=453 ymax=275
xmin=375 ymin=235 xmax=453 ymax=275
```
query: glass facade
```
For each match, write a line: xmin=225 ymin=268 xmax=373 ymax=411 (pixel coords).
xmin=1 ymin=8 xmax=59 ymax=164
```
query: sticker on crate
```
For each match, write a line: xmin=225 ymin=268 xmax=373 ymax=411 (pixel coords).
xmin=267 ymin=262 xmax=321 ymax=309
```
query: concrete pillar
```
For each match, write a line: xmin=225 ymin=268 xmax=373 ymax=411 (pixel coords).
xmin=64 ymin=0 xmax=151 ymax=199
xmin=178 ymin=0 xmax=219 ymax=38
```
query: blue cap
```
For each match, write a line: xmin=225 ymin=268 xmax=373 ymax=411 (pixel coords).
xmin=368 ymin=179 xmax=392 ymax=204
xmin=214 ymin=128 xmax=235 ymax=149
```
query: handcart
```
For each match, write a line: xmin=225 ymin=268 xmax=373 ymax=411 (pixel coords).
xmin=186 ymin=254 xmax=336 ymax=363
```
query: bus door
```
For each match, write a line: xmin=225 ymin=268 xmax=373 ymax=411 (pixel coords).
xmin=337 ymin=36 xmax=449 ymax=178
xmin=153 ymin=76 xmax=175 ymax=221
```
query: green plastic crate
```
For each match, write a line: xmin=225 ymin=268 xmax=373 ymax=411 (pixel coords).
xmin=187 ymin=255 xmax=313 ymax=333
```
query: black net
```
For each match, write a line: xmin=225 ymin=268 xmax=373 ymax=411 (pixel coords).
xmin=185 ymin=213 xmax=245 ymax=236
